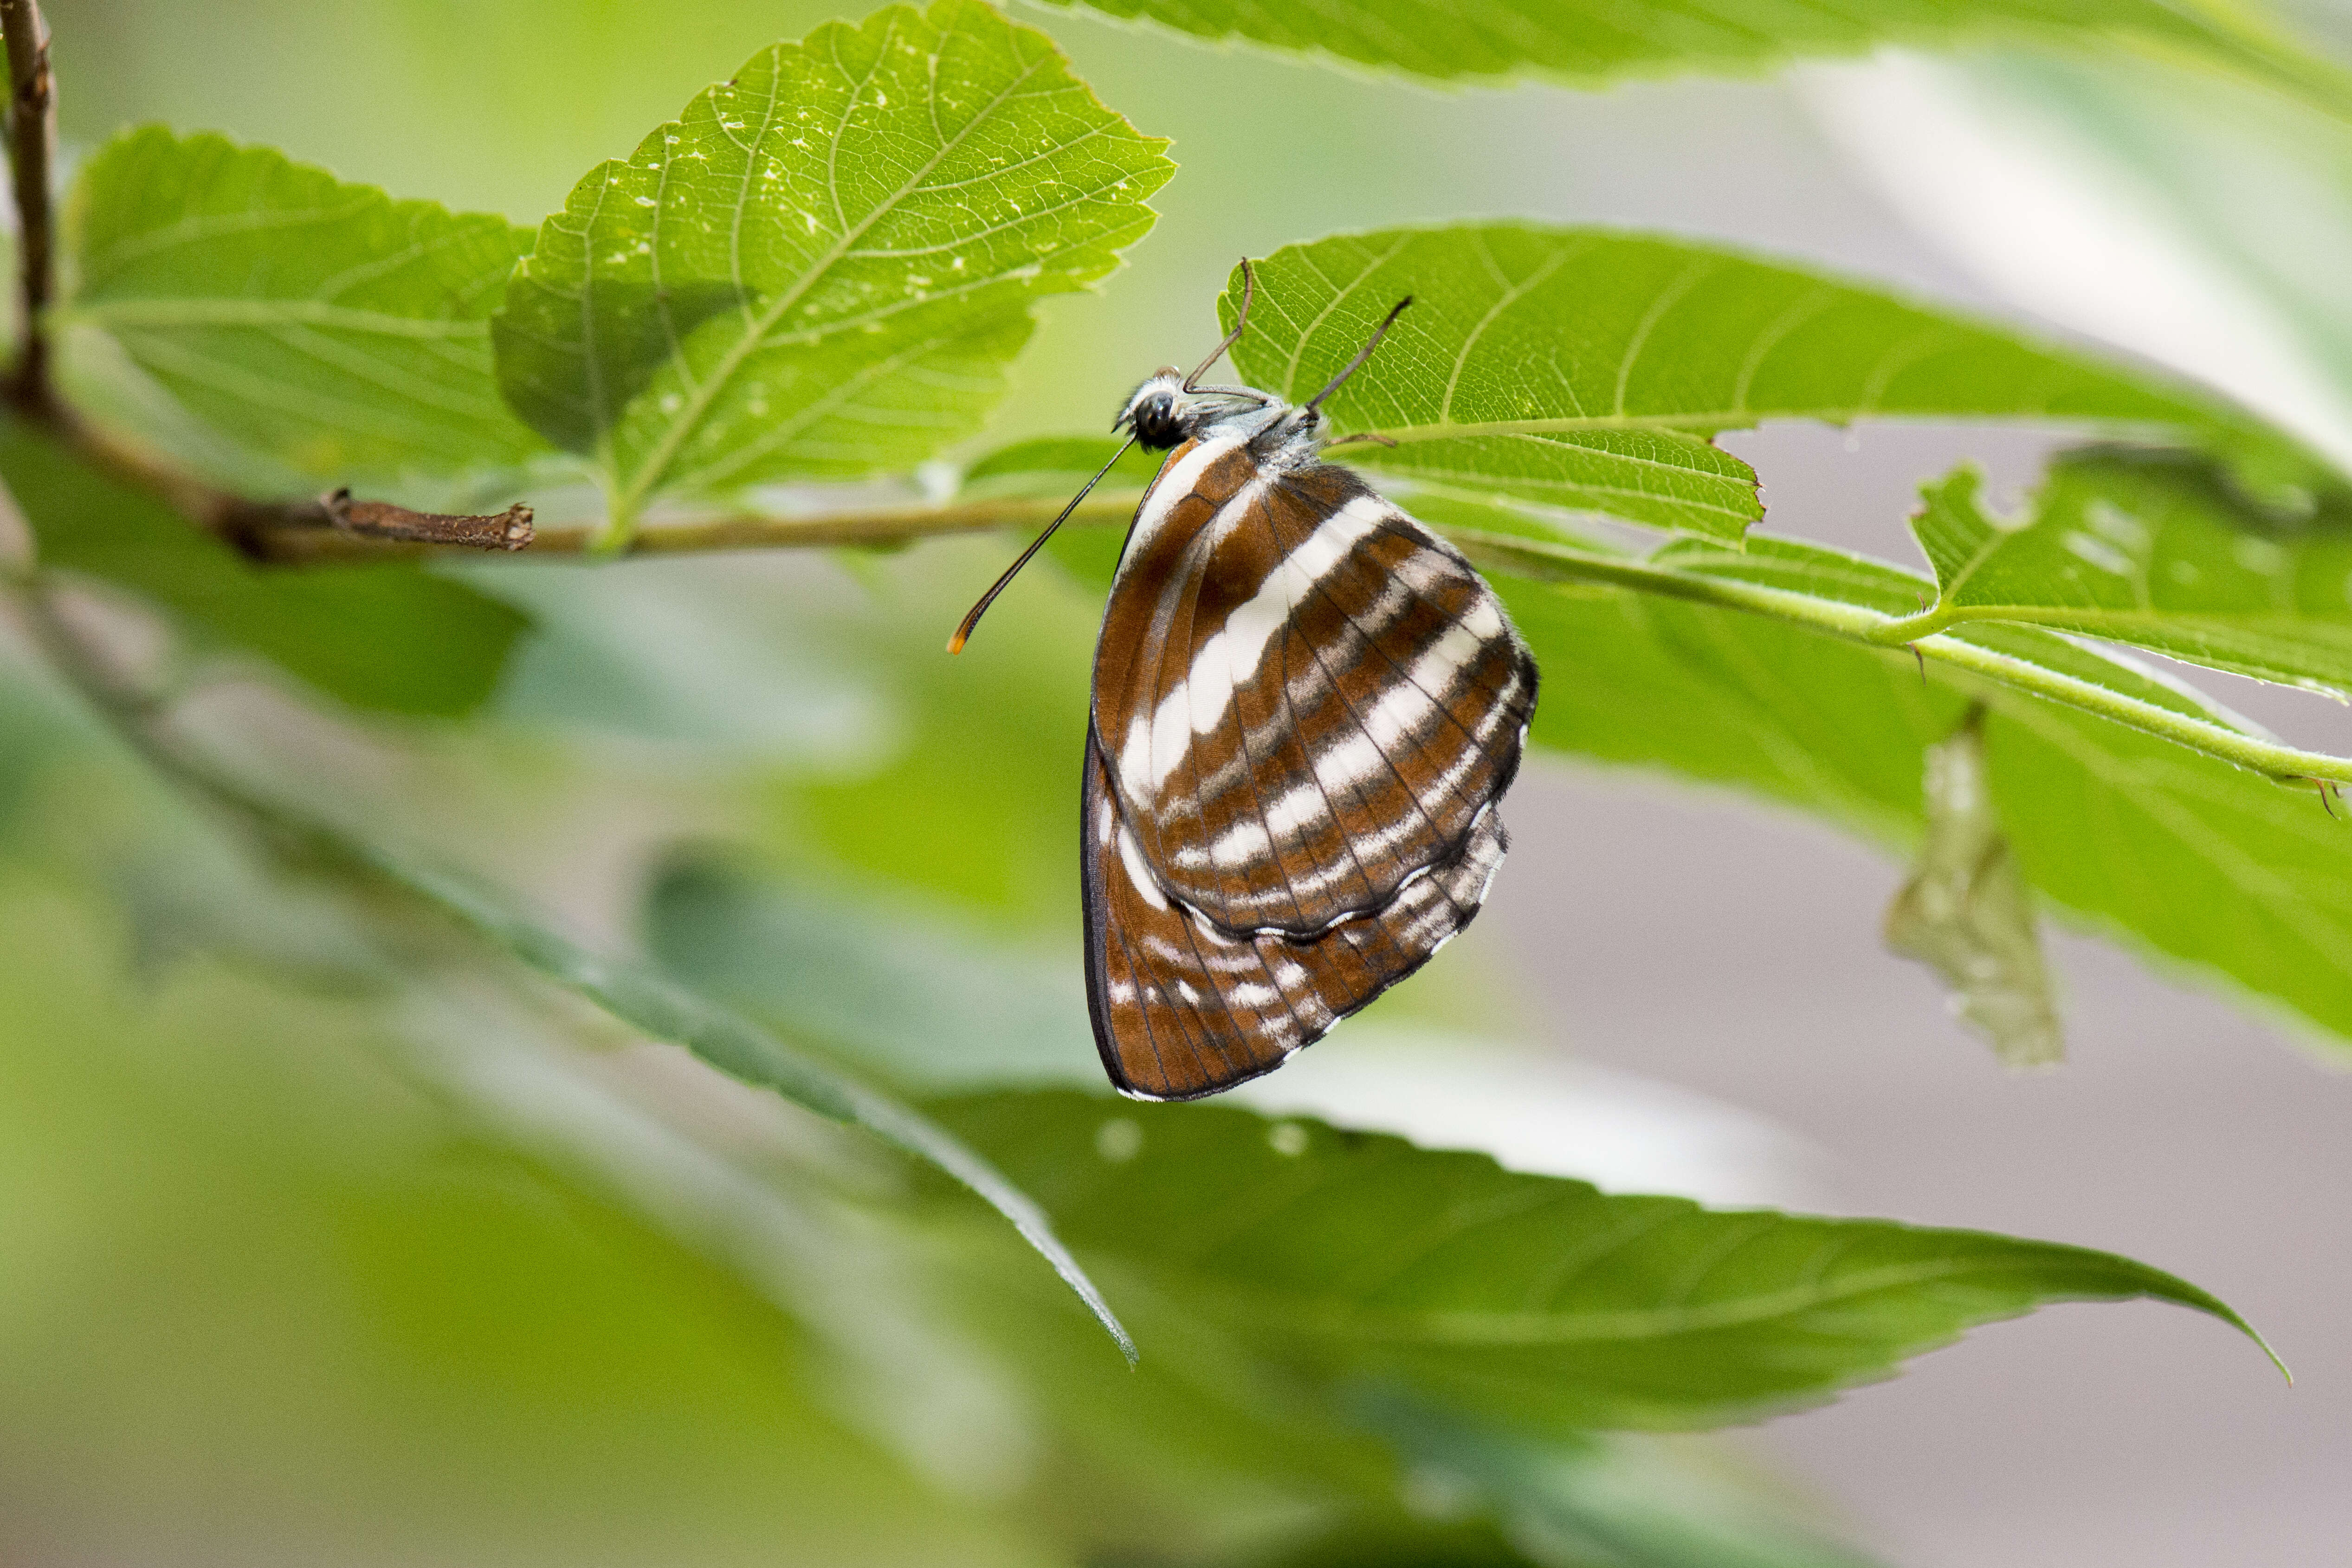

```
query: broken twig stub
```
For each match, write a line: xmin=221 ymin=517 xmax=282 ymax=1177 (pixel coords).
xmin=319 ymin=489 xmax=534 ymax=550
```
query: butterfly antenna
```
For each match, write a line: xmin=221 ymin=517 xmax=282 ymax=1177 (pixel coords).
xmin=1306 ymin=294 xmax=1413 ymax=413
xmin=948 ymin=437 xmax=1139 ymax=654
xmin=1185 ymin=259 xmax=1254 ymax=390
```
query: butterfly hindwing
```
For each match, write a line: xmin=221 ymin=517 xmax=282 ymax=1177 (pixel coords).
xmin=1083 ymin=729 xmax=1510 ymax=1100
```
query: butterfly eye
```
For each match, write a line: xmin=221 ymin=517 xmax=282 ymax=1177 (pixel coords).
xmin=1132 ymin=393 xmax=1187 ymax=450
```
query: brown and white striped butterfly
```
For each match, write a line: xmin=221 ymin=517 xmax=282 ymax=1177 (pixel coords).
xmin=951 ymin=264 xmax=1538 ymax=1100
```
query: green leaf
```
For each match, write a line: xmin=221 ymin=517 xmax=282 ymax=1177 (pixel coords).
xmin=64 ymin=127 xmax=545 ymax=482
xmin=1883 ymin=707 xmax=2063 ymax=1071
xmin=492 ymin=0 xmax=1173 ymax=535
xmin=925 ymin=1090 xmax=2275 ymax=1432
xmin=1 ymin=419 xmax=525 ymax=718
xmin=1910 ymin=452 xmax=2352 ymax=697
xmin=1033 ymin=0 xmax=2350 ymax=112
xmin=1488 ymin=559 xmax=2352 ymax=1059
xmin=1221 ymin=224 xmax=2303 ymax=542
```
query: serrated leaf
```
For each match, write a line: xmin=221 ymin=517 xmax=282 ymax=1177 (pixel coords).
xmin=492 ymin=0 xmax=1173 ymax=533
xmin=1885 ymin=708 xmax=2063 ymax=1070
xmin=1 ymin=419 xmax=525 ymax=718
xmin=1033 ymin=0 xmax=2345 ymax=108
xmin=1913 ymin=452 xmax=2352 ymax=697
xmin=1220 ymin=225 xmax=2303 ymax=542
xmin=924 ymin=1090 xmax=2274 ymax=1432
xmin=1490 ymin=564 xmax=2352 ymax=1059
xmin=64 ymin=127 xmax=545 ymax=482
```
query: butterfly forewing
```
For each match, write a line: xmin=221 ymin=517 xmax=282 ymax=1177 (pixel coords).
xmin=1083 ymin=730 xmax=1511 ymax=1100
xmin=1092 ymin=439 xmax=1537 ymax=937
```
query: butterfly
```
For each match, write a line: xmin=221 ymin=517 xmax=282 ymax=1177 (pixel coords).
xmin=951 ymin=263 xmax=1539 ymax=1100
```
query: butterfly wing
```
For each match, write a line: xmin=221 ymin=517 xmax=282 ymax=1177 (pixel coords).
xmin=1083 ymin=728 xmax=1509 ymax=1100
xmin=1093 ymin=455 xmax=1536 ymax=937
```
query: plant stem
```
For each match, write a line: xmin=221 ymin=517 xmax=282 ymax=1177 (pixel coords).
xmin=1446 ymin=527 xmax=2352 ymax=788
xmin=0 ymin=0 xmax=52 ymax=415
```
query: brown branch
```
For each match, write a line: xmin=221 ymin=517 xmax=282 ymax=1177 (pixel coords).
xmin=0 ymin=0 xmax=52 ymax=415
xmin=321 ymin=488 xmax=532 ymax=550
xmin=247 ymin=490 xmax=1145 ymax=563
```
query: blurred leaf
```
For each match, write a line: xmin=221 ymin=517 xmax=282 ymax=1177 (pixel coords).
xmin=1913 ymin=452 xmax=2352 ymax=696
xmin=485 ymin=555 xmax=896 ymax=758
xmin=918 ymin=1159 xmax=1891 ymax=1568
xmin=65 ymin=127 xmax=545 ymax=481
xmin=1821 ymin=48 xmax=2352 ymax=471
xmin=644 ymin=854 xmax=1098 ymax=1088
xmin=1036 ymin=0 xmax=2348 ymax=108
xmin=1234 ymin=1520 xmax=1551 ymax=1568
xmin=492 ymin=0 xmax=1174 ymax=530
xmin=1221 ymin=225 xmax=2313 ymax=542
xmin=762 ymin=536 xmax=1104 ymax=923
xmin=1368 ymin=1405 xmax=1888 ymax=1568
xmin=1 ymin=420 xmax=526 ymax=717
xmin=335 ymin=839 xmax=1134 ymax=1362
xmin=1492 ymin=561 xmax=2352 ymax=1059
xmin=1884 ymin=708 xmax=2063 ymax=1070
xmin=958 ymin=432 xmax=1160 ymax=596
xmin=960 ymin=435 xmax=1163 ymax=500
xmin=926 ymin=1091 xmax=2275 ymax=1432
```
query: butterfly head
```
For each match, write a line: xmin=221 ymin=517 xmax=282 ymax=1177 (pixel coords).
xmin=1116 ymin=368 xmax=1296 ymax=454
xmin=1116 ymin=368 xmax=1204 ymax=451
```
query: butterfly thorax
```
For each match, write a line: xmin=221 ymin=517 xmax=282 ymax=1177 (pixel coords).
xmin=1115 ymin=368 xmax=1326 ymax=471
